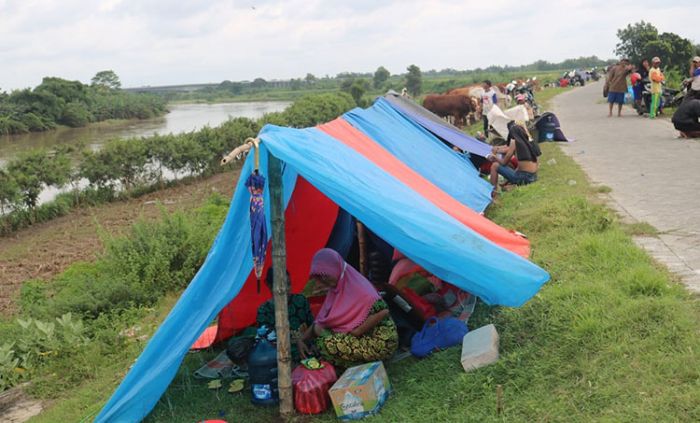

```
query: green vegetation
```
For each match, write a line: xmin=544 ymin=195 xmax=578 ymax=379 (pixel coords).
xmin=405 ymin=64 xmax=423 ymax=97
xmin=0 ymin=92 xmax=355 ymax=236
xmin=0 ymin=71 xmax=167 ymax=135
xmin=26 ymin=142 xmax=700 ymax=423
xmin=616 ymin=21 xmax=696 ymax=85
xmin=144 ymin=56 xmax=612 ymax=104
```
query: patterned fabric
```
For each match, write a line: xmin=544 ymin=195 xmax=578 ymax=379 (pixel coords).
xmin=315 ymin=300 xmax=398 ymax=368
xmin=257 ymin=294 xmax=314 ymax=361
xmin=256 ymin=294 xmax=314 ymax=337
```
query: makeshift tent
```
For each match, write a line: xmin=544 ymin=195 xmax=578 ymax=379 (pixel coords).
xmin=343 ymin=98 xmax=492 ymax=213
xmin=383 ymin=92 xmax=492 ymax=158
xmin=97 ymin=120 xmax=549 ymax=422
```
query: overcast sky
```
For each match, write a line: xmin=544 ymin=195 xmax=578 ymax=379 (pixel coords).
xmin=1 ymin=0 xmax=698 ymax=90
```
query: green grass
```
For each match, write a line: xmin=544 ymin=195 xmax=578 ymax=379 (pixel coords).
xmin=621 ymin=221 xmax=659 ymax=237
xmin=29 ymin=90 xmax=700 ymax=423
xmin=31 ymin=143 xmax=700 ymax=423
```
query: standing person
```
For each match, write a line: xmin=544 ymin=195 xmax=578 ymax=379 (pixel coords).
xmin=481 ymin=80 xmax=498 ymax=134
xmin=296 ymin=249 xmax=398 ymax=367
xmin=637 ymin=59 xmax=651 ymax=111
xmin=649 ymin=57 xmax=665 ymax=118
xmin=631 ymin=69 xmax=643 ymax=111
xmin=604 ymin=58 xmax=632 ymax=117
xmin=687 ymin=56 xmax=700 ymax=101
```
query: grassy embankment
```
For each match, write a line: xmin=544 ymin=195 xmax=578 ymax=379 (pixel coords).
xmin=30 ymin=87 xmax=700 ymax=422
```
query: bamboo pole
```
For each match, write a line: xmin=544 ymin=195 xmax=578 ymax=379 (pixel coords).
xmin=268 ymin=154 xmax=294 ymax=419
xmin=356 ymin=221 xmax=368 ymax=276
xmin=220 ymin=137 xmax=258 ymax=165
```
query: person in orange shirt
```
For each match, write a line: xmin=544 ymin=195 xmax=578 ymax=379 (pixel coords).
xmin=649 ymin=57 xmax=665 ymax=118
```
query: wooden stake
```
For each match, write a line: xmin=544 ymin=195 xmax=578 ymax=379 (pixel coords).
xmin=268 ymin=154 xmax=294 ymax=419
xmin=496 ymin=384 xmax=504 ymax=416
xmin=356 ymin=221 xmax=368 ymax=276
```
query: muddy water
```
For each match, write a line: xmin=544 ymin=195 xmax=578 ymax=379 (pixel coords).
xmin=0 ymin=101 xmax=290 ymax=166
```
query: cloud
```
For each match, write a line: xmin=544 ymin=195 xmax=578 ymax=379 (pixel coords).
xmin=0 ymin=0 xmax=698 ymax=89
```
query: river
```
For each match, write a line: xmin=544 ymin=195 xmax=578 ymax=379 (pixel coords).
xmin=0 ymin=101 xmax=291 ymax=167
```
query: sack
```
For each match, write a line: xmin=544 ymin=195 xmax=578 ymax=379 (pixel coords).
xmin=292 ymin=361 xmax=337 ymax=414
xmin=226 ymin=335 xmax=255 ymax=363
xmin=603 ymin=84 xmax=609 ymax=98
xmin=410 ymin=317 xmax=469 ymax=358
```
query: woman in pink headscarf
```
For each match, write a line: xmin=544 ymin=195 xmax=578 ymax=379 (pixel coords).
xmin=297 ymin=248 xmax=398 ymax=367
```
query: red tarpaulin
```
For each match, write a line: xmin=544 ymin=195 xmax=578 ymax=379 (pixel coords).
xmin=212 ymin=177 xmax=339 ymax=343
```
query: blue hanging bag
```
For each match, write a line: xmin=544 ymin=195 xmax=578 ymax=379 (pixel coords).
xmin=410 ymin=317 xmax=469 ymax=358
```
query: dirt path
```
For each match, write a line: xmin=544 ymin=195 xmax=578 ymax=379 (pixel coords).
xmin=554 ymin=82 xmax=700 ymax=293
xmin=0 ymin=170 xmax=240 ymax=315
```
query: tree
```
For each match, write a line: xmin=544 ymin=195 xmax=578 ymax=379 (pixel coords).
xmin=340 ymin=78 xmax=369 ymax=106
xmin=60 ymin=102 xmax=92 ymax=127
xmin=7 ymin=149 xmax=71 ymax=213
xmin=0 ymin=169 xmax=20 ymax=215
xmin=615 ymin=21 xmax=659 ymax=64
xmin=251 ymin=78 xmax=267 ymax=89
xmin=615 ymin=22 xmax=695 ymax=74
xmin=405 ymin=64 xmax=422 ymax=97
xmin=658 ymin=32 xmax=695 ymax=73
xmin=305 ymin=73 xmax=317 ymax=84
xmin=219 ymin=80 xmax=243 ymax=95
xmin=373 ymin=66 xmax=390 ymax=89
xmin=91 ymin=70 xmax=121 ymax=90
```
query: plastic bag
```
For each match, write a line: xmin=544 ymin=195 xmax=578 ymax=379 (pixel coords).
xmin=292 ymin=361 xmax=337 ymax=414
xmin=410 ymin=317 xmax=469 ymax=358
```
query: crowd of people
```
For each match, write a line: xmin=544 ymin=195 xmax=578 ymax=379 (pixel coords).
xmin=604 ymin=55 xmax=700 ymax=138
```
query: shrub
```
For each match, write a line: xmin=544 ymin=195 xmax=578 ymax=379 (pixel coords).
xmin=59 ymin=102 xmax=92 ymax=127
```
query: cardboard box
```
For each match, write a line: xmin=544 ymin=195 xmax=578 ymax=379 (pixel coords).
xmin=328 ymin=361 xmax=390 ymax=420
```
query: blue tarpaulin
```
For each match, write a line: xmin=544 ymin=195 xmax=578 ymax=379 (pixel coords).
xmin=383 ymin=92 xmax=493 ymax=158
xmin=344 ymin=98 xmax=492 ymax=213
xmin=96 ymin=124 xmax=549 ymax=423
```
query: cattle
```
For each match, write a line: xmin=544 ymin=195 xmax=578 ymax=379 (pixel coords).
xmin=422 ymin=94 xmax=473 ymax=128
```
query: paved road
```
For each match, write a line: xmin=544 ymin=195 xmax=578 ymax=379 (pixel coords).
xmin=554 ymin=82 xmax=700 ymax=293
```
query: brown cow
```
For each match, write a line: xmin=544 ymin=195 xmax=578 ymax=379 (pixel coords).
xmin=445 ymin=85 xmax=483 ymax=123
xmin=423 ymin=94 xmax=473 ymax=128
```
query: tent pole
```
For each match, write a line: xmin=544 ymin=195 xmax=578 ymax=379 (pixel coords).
xmin=268 ymin=154 xmax=294 ymax=419
xmin=357 ymin=221 xmax=368 ymax=276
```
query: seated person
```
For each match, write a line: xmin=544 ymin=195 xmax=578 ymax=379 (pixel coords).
xmin=672 ymin=99 xmax=700 ymax=138
xmin=257 ymin=268 xmax=314 ymax=358
xmin=488 ymin=120 xmax=539 ymax=194
xmin=297 ymin=248 xmax=398 ymax=368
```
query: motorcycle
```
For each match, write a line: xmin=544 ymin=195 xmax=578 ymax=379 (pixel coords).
xmin=633 ymin=78 xmax=682 ymax=115
xmin=514 ymin=84 xmax=539 ymax=116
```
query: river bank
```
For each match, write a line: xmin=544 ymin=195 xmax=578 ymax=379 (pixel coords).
xmin=0 ymin=169 xmax=240 ymax=315
xmin=0 ymin=101 xmax=291 ymax=167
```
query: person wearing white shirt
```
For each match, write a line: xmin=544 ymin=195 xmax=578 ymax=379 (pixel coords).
xmin=481 ymin=80 xmax=498 ymax=134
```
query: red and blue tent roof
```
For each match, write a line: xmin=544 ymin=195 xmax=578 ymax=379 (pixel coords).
xmin=96 ymin=99 xmax=548 ymax=422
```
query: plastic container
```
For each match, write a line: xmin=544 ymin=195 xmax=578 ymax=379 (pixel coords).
xmin=291 ymin=361 xmax=337 ymax=414
xmin=247 ymin=328 xmax=279 ymax=406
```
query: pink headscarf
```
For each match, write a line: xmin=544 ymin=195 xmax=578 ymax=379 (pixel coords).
xmin=310 ymin=249 xmax=380 ymax=333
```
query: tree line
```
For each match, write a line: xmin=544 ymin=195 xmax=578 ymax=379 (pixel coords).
xmin=0 ymin=70 xmax=167 ymax=136
xmin=0 ymin=92 xmax=356 ymax=234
